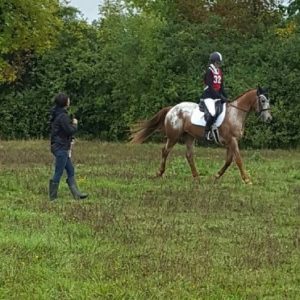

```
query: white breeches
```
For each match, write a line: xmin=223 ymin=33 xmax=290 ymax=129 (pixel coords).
xmin=204 ymin=98 xmax=221 ymax=117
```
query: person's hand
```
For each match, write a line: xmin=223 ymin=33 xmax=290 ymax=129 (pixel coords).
xmin=221 ymin=96 xmax=227 ymax=104
xmin=72 ymin=118 xmax=78 ymax=125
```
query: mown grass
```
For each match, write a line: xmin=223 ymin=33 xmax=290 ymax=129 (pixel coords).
xmin=0 ymin=140 xmax=299 ymax=299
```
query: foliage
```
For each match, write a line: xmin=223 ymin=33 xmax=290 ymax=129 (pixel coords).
xmin=287 ymin=0 xmax=300 ymax=17
xmin=0 ymin=0 xmax=299 ymax=147
xmin=0 ymin=0 xmax=62 ymax=82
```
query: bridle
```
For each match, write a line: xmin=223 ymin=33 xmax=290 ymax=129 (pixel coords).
xmin=229 ymin=94 xmax=271 ymax=116
xmin=257 ymin=94 xmax=271 ymax=115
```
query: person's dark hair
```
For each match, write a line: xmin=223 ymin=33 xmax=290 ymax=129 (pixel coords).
xmin=54 ymin=93 xmax=69 ymax=107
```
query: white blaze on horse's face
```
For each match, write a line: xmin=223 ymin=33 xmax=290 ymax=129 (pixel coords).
xmin=258 ymin=94 xmax=272 ymax=122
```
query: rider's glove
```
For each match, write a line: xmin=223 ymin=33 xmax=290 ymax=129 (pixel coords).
xmin=221 ymin=95 xmax=228 ymax=104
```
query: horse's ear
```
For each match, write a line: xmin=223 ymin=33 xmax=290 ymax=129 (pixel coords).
xmin=263 ymin=87 xmax=269 ymax=97
xmin=257 ymin=85 xmax=262 ymax=95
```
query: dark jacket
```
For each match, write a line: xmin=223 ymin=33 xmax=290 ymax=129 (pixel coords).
xmin=201 ymin=66 xmax=228 ymax=102
xmin=50 ymin=106 xmax=77 ymax=152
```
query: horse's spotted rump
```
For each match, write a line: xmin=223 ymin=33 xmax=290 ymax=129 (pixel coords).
xmin=166 ymin=102 xmax=197 ymax=129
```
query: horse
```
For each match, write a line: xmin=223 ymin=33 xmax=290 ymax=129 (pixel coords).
xmin=130 ymin=87 xmax=272 ymax=184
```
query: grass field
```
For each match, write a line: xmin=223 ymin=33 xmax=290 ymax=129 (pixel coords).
xmin=0 ymin=140 xmax=299 ymax=299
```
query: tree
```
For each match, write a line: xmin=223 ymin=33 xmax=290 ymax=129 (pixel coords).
xmin=0 ymin=0 xmax=62 ymax=83
xmin=287 ymin=0 xmax=300 ymax=17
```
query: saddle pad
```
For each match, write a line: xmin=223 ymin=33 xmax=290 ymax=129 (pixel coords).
xmin=190 ymin=104 xmax=226 ymax=127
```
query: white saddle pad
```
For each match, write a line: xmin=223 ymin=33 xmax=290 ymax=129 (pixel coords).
xmin=191 ymin=103 xmax=226 ymax=127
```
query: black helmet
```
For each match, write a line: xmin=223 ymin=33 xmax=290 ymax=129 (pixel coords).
xmin=209 ymin=52 xmax=223 ymax=64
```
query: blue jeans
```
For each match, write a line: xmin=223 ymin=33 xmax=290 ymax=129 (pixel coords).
xmin=52 ymin=149 xmax=75 ymax=183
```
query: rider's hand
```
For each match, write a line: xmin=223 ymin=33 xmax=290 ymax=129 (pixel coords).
xmin=72 ymin=118 xmax=78 ymax=125
xmin=221 ymin=96 xmax=227 ymax=104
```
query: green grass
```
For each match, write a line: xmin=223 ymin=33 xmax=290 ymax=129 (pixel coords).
xmin=0 ymin=140 xmax=299 ymax=299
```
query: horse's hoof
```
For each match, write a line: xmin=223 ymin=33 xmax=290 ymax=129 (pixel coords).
xmin=214 ymin=173 xmax=221 ymax=180
xmin=244 ymin=178 xmax=253 ymax=185
xmin=213 ymin=174 xmax=221 ymax=183
xmin=156 ymin=172 xmax=163 ymax=178
xmin=193 ymin=175 xmax=200 ymax=182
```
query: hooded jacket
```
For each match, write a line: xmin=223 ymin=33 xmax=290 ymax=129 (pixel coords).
xmin=50 ymin=106 xmax=77 ymax=152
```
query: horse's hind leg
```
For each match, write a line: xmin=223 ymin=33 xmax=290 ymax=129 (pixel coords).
xmin=157 ymin=138 xmax=177 ymax=177
xmin=184 ymin=134 xmax=199 ymax=178
xmin=215 ymin=146 xmax=233 ymax=180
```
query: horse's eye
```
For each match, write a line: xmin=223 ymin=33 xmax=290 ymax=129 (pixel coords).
xmin=260 ymin=96 xmax=267 ymax=104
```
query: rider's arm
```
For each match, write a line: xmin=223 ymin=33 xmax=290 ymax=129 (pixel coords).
xmin=220 ymin=81 xmax=228 ymax=103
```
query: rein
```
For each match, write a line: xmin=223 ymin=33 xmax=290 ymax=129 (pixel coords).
xmin=228 ymin=103 xmax=249 ymax=113
xmin=228 ymin=96 xmax=271 ymax=114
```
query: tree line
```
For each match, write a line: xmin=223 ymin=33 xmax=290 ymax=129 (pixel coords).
xmin=0 ymin=0 xmax=299 ymax=148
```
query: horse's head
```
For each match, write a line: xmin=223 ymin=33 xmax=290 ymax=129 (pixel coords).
xmin=256 ymin=86 xmax=272 ymax=122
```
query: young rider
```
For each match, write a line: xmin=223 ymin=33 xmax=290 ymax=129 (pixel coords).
xmin=201 ymin=51 xmax=228 ymax=141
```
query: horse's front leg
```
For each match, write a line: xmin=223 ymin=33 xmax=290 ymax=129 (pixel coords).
xmin=215 ymin=146 xmax=233 ymax=181
xmin=185 ymin=135 xmax=199 ymax=178
xmin=231 ymin=138 xmax=252 ymax=184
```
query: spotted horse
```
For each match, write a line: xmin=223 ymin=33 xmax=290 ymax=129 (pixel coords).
xmin=130 ymin=87 xmax=272 ymax=184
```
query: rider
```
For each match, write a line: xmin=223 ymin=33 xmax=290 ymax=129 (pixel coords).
xmin=201 ymin=51 xmax=228 ymax=141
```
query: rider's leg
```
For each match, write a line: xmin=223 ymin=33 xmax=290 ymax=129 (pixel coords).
xmin=204 ymin=113 xmax=215 ymax=141
xmin=203 ymin=98 xmax=216 ymax=141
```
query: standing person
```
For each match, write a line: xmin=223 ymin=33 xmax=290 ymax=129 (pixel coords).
xmin=201 ymin=51 xmax=228 ymax=141
xmin=49 ymin=93 xmax=88 ymax=201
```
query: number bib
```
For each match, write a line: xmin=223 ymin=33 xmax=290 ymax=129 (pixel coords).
xmin=209 ymin=65 xmax=222 ymax=92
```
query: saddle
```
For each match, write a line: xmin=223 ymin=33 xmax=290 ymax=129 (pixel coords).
xmin=191 ymin=100 xmax=226 ymax=128
xmin=199 ymin=99 xmax=223 ymax=122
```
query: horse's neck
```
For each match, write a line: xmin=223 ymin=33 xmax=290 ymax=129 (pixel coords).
xmin=234 ymin=90 xmax=256 ymax=111
xmin=227 ymin=90 xmax=256 ymax=130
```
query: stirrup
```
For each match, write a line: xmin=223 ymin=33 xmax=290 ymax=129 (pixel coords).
xmin=205 ymin=131 xmax=213 ymax=141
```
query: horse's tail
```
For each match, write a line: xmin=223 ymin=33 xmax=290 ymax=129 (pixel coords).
xmin=130 ymin=106 xmax=172 ymax=144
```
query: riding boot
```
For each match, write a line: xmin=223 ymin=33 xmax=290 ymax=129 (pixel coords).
xmin=49 ymin=180 xmax=59 ymax=201
xmin=204 ymin=114 xmax=215 ymax=141
xmin=66 ymin=177 xmax=88 ymax=200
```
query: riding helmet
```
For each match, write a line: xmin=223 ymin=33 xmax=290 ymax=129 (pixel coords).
xmin=209 ymin=52 xmax=223 ymax=64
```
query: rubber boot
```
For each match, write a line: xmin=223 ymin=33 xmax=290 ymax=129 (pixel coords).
xmin=66 ymin=177 xmax=88 ymax=200
xmin=49 ymin=180 xmax=59 ymax=201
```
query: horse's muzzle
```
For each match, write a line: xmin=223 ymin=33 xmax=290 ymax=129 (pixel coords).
xmin=261 ymin=112 xmax=272 ymax=122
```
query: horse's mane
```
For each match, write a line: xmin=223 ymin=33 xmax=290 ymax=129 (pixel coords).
xmin=233 ymin=89 xmax=255 ymax=101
